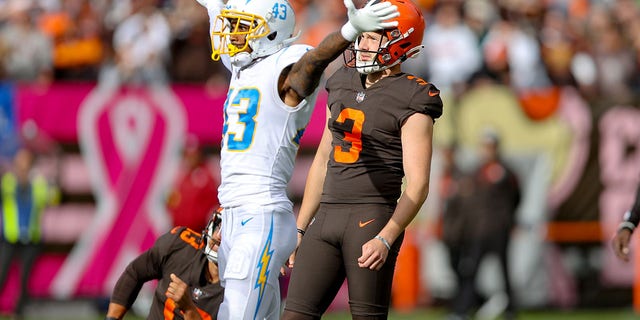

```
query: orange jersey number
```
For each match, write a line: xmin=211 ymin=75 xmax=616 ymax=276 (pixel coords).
xmin=171 ymin=227 xmax=204 ymax=250
xmin=164 ymin=298 xmax=212 ymax=320
xmin=333 ymin=108 xmax=365 ymax=164
xmin=407 ymin=75 xmax=428 ymax=85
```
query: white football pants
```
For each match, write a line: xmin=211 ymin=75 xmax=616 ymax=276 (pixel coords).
xmin=217 ymin=205 xmax=296 ymax=320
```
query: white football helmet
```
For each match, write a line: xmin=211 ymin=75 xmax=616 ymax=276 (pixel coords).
xmin=202 ymin=211 xmax=222 ymax=264
xmin=210 ymin=0 xmax=298 ymax=66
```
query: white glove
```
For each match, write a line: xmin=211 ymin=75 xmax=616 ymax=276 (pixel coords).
xmin=341 ymin=0 xmax=400 ymax=42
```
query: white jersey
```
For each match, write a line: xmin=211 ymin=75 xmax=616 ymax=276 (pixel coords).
xmin=218 ymin=45 xmax=318 ymax=209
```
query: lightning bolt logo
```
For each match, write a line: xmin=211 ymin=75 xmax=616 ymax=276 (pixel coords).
xmin=254 ymin=215 xmax=274 ymax=319
xmin=292 ymin=128 xmax=305 ymax=146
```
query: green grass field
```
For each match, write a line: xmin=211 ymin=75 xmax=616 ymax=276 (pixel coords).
xmin=321 ymin=308 xmax=639 ymax=320
xmin=2 ymin=308 xmax=639 ymax=320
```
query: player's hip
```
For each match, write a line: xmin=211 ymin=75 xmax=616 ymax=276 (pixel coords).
xmin=218 ymin=187 xmax=293 ymax=210
xmin=222 ymin=202 xmax=295 ymax=238
xmin=308 ymin=203 xmax=396 ymax=244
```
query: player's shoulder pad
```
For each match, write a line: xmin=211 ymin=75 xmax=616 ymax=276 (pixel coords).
xmin=170 ymin=226 xmax=189 ymax=236
xmin=274 ymin=44 xmax=314 ymax=69
xmin=403 ymin=74 xmax=444 ymax=121
xmin=150 ymin=227 xmax=185 ymax=252
xmin=326 ymin=66 xmax=353 ymax=91
xmin=170 ymin=226 xmax=203 ymax=239
xmin=170 ymin=226 xmax=204 ymax=250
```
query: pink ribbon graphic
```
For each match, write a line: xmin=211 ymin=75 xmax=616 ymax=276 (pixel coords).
xmin=52 ymin=85 xmax=185 ymax=297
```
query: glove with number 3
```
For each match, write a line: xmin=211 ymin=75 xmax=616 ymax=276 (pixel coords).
xmin=341 ymin=0 xmax=400 ymax=42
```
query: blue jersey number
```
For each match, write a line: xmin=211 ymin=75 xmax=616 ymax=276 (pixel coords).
xmin=272 ymin=3 xmax=287 ymax=20
xmin=223 ymin=88 xmax=260 ymax=151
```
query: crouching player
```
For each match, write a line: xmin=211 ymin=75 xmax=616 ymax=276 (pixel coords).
xmin=105 ymin=212 xmax=223 ymax=320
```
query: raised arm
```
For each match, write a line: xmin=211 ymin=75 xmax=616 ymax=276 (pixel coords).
xmin=281 ymin=0 xmax=399 ymax=102
xmin=195 ymin=0 xmax=232 ymax=70
xmin=107 ymin=235 xmax=167 ymax=319
xmin=284 ymin=33 xmax=351 ymax=100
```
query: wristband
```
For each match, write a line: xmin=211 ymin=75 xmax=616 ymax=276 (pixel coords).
xmin=340 ymin=22 xmax=359 ymax=42
xmin=297 ymin=228 xmax=306 ymax=236
xmin=374 ymin=235 xmax=391 ymax=251
xmin=618 ymin=221 xmax=636 ymax=232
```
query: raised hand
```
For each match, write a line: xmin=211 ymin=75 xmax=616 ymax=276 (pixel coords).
xmin=166 ymin=273 xmax=201 ymax=319
xmin=341 ymin=0 xmax=400 ymax=41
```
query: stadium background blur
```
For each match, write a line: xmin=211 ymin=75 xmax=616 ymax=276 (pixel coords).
xmin=1 ymin=0 xmax=640 ymax=318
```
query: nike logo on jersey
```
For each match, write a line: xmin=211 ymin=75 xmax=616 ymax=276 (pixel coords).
xmin=241 ymin=217 xmax=254 ymax=226
xmin=359 ymin=219 xmax=375 ymax=228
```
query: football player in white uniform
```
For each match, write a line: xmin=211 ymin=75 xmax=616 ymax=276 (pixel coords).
xmin=194 ymin=0 xmax=399 ymax=319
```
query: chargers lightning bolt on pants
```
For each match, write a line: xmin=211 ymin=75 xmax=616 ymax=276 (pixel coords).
xmin=217 ymin=206 xmax=296 ymax=320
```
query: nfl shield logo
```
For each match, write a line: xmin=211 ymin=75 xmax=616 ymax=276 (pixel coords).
xmin=192 ymin=287 xmax=204 ymax=301
xmin=356 ymin=92 xmax=365 ymax=103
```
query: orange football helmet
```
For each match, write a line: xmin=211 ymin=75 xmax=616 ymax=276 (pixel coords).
xmin=344 ymin=0 xmax=425 ymax=74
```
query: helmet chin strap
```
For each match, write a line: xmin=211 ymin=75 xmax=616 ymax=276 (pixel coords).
xmin=355 ymin=45 xmax=424 ymax=75
xmin=226 ymin=42 xmax=253 ymax=68
xmin=230 ymin=52 xmax=253 ymax=68
xmin=356 ymin=59 xmax=382 ymax=74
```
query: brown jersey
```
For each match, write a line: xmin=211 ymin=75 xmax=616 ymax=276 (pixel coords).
xmin=321 ymin=67 xmax=443 ymax=204
xmin=110 ymin=227 xmax=223 ymax=319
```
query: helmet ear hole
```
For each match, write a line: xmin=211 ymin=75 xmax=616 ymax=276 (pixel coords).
xmin=268 ymin=32 xmax=278 ymax=41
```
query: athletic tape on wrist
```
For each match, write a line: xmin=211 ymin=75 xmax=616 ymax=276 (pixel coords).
xmin=618 ymin=221 xmax=636 ymax=232
xmin=375 ymin=235 xmax=391 ymax=251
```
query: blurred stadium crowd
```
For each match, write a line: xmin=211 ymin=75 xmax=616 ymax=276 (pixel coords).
xmin=1 ymin=0 xmax=640 ymax=317
xmin=0 ymin=0 xmax=637 ymax=103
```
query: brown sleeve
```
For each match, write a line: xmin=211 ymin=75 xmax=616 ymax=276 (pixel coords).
xmin=109 ymin=230 xmax=180 ymax=307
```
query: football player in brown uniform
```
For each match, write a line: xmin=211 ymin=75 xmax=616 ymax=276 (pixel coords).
xmin=612 ymin=183 xmax=640 ymax=262
xmin=283 ymin=0 xmax=443 ymax=319
xmin=105 ymin=212 xmax=223 ymax=320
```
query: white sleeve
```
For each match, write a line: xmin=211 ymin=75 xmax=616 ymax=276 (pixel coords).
xmin=203 ymin=0 xmax=231 ymax=70
xmin=274 ymin=44 xmax=313 ymax=71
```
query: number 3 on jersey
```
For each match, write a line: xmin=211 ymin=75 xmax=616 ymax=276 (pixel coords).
xmin=334 ymin=108 xmax=365 ymax=163
xmin=223 ymin=88 xmax=260 ymax=151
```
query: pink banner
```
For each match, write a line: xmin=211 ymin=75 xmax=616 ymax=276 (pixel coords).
xmin=16 ymin=83 xmax=328 ymax=147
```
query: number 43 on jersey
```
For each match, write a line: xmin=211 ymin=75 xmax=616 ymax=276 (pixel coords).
xmin=222 ymin=88 xmax=260 ymax=151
